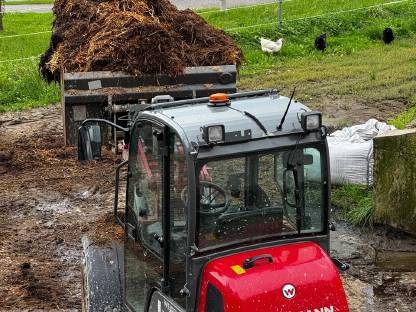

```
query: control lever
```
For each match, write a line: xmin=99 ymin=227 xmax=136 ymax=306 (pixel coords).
xmin=243 ymin=254 xmax=273 ymax=269
xmin=153 ymin=233 xmax=164 ymax=247
xmin=179 ymin=285 xmax=190 ymax=297
xmin=332 ymin=258 xmax=350 ymax=271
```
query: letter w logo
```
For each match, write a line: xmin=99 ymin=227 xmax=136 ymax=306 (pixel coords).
xmin=282 ymin=284 xmax=296 ymax=299
xmin=284 ymin=288 xmax=295 ymax=296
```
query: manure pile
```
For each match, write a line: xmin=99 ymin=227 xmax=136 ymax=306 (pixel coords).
xmin=39 ymin=0 xmax=244 ymax=83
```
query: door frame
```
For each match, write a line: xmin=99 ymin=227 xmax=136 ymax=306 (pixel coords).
xmin=124 ymin=119 xmax=174 ymax=310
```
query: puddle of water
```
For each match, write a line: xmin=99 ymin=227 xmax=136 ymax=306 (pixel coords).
xmin=376 ymin=251 xmax=416 ymax=272
xmin=35 ymin=198 xmax=71 ymax=213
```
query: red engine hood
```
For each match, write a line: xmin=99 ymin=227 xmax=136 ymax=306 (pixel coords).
xmin=198 ymin=241 xmax=349 ymax=312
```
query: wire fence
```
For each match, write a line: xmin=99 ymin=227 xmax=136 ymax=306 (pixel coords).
xmin=0 ymin=30 xmax=51 ymax=38
xmin=224 ymin=0 xmax=413 ymax=32
xmin=199 ymin=0 xmax=278 ymax=14
xmin=0 ymin=29 xmax=50 ymax=65
xmin=0 ymin=54 xmax=40 ymax=64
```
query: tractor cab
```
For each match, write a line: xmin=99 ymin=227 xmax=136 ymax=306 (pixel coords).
xmin=78 ymin=90 xmax=349 ymax=312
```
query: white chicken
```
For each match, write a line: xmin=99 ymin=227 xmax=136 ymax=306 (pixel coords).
xmin=260 ymin=37 xmax=283 ymax=53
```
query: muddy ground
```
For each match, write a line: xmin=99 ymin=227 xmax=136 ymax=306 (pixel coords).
xmin=0 ymin=105 xmax=122 ymax=311
xmin=332 ymin=221 xmax=416 ymax=311
xmin=0 ymin=105 xmax=415 ymax=311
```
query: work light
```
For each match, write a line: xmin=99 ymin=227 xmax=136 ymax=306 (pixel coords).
xmin=203 ymin=125 xmax=225 ymax=144
xmin=301 ymin=112 xmax=322 ymax=131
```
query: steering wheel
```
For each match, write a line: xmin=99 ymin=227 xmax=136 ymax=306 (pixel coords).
xmin=181 ymin=181 xmax=230 ymax=216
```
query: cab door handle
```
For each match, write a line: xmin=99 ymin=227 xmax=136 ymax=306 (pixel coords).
xmin=243 ymin=254 xmax=273 ymax=269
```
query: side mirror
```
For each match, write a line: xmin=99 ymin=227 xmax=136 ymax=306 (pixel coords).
xmin=78 ymin=125 xmax=102 ymax=161
xmin=303 ymin=154 xmax=313 ymax=166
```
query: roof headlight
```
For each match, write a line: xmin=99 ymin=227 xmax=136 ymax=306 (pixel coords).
xmin=301 ymin=111 xmax=322 ymax=132
xmin=203 ymin=125 xmax=225 ymax=144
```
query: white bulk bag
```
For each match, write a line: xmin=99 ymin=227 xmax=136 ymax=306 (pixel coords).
xmin=327 ymin=119 xmax=395 ymax=185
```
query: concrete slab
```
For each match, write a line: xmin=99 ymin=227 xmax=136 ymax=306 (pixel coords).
xmin=4 ymin=0 xmax=275 ymax=13
xmin=4 ymin=4 xmax=52 ymax=13
xmin=374 ymin=129 xmax=416 ymax=235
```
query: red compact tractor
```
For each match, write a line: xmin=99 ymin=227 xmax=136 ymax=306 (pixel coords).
xmin=78 ymin=89 xmax=350 ymax=312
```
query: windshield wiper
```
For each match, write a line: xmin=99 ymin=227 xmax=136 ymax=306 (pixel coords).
xmin=243 ymin=111 xmax=268 ymax=135
xmin=229 ymin=107 xmax=269 ymax=135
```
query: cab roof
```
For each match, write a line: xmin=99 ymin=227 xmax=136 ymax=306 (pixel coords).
xmin=144 ymin=91 xmax=311 ymax=145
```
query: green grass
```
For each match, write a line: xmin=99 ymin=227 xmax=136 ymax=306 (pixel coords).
xmin=233 ymin=1 xmax=416 ymax=126
xmin=0 ymin=13 xmax=57 ymax=112
xmin=332 ymin=185 xmax=374 ymax=227
xmin=389 ymin=96 xmax=416 ymax=129
xmin=202 ymin=0 xmax=401 ymax=30
xmin=228 ymin=1 xmax=416 ymax=73
xmin=0 ymin=12 xmax=52 ymax=35
xmin=0 ymin=60 xmax=59 ymax=112
xmin=240 ymin=39 xmax=416 ymax=126
xmin=0 ymin=32 xmax=51 ymax=60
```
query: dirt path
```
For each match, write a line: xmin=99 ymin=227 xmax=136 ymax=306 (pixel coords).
xmin=0 ymin=105 xmax=415 ymax=311
xmin=0 ymin=105 xmax=121 ymax=310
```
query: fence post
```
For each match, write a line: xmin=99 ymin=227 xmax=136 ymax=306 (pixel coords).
xmin=278 ymin=0 xmax=283 ymax=32
xmin=0 ymin=0 xmax=4 ymax=31
xmin=220 ymin=0 xmax=227 ymax=11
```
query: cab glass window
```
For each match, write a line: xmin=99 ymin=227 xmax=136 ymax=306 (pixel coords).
xmin=274 ymin=147 xmax=324 ymax=233
xmin=196 ymin=147 xmax=324 ymax=249
xmin=126 ymin=126 xmax=189 ymax=311
xmin=169 ymin=135 xmax=188 ymax=308
xmin=131 ymin=123 xmax=163 ymax=255
xmin=303 ymin=148 xmax=324 ymax=233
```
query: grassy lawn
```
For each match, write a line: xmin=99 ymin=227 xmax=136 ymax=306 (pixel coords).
xmin=0 ymin=13 xmax=52 ymax=60
xmin=0 ymin=13 xmax=57 ymax=112
xmin=227 ymin=0 xmax=416 ymax=128
xmin=240 ymin=40 xmax=416 ymax=127
xmin=201 ymin=0 xmax=402 ymax=30
xmin=0 ymin=61 xmax=59 ymax=111
xmin=0 ymin=12 xmax=52 ymax=35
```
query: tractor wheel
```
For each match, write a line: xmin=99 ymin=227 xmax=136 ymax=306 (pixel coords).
xmin=81 ymin=235 xmax=125 ymax=312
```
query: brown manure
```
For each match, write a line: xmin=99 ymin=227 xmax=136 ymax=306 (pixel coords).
xmin=39 ymin=0 xmax=244 ymax=83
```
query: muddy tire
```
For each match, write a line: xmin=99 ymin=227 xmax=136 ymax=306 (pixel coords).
xmin=81 ymin=236 xmax=125 ymax=312
xmin=81 ymin=264 xmax=88 ymax=312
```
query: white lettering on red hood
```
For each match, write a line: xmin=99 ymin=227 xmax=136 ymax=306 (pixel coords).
xmin=301 ymin=306 xmax=335 ymax=312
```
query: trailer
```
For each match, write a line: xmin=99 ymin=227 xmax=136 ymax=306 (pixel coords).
xmin=61 ymin=65 xmax=237 ymax=147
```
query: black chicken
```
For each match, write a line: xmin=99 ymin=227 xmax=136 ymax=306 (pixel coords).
xmin=315 ymin=33 xmax=327 ymax=51
xmin=383 ymin=27 xmax=394 ymax=44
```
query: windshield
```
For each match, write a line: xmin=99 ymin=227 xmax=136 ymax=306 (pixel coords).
xmin=196 ymin=147 xmax=325 ymax=250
